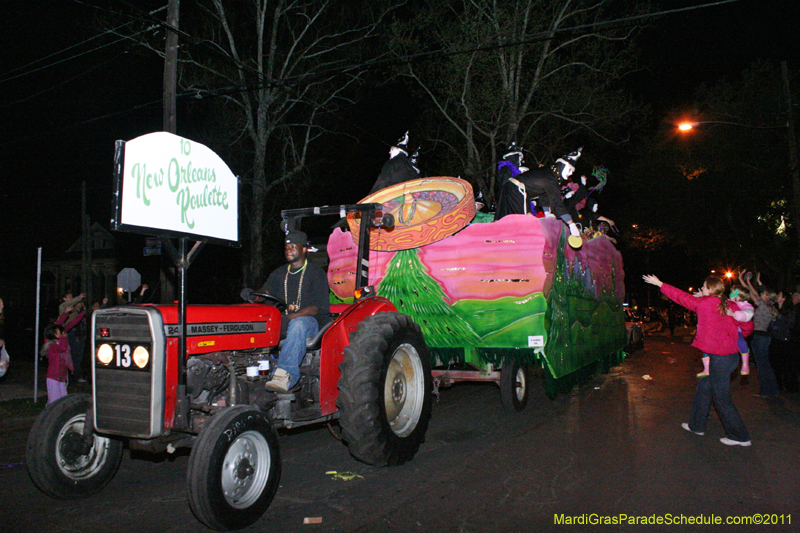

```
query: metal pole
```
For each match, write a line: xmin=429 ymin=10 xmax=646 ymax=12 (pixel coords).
xmin=178 ymin=238 xmax=187 ymax=387
xmin=34 ymin=247 xmax=42 ymax=402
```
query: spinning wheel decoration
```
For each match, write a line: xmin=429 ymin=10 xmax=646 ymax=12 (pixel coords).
xmin=349 ymin=177 xmax=476 ymax=251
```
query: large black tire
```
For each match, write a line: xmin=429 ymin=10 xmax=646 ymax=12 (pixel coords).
xmin=186 ymin=406 xmax=281 ymax=531
xmin=337 ymin=312 xmax=432 ymax=466
xmin=500 ymin=360 xmax=530 ymax=412
xmin=26 ymin=393 xmax=123 ymax=499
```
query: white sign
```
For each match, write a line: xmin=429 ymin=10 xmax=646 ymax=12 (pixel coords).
xmin=527 ymin=335 xmax=544 ymax=347
xmin=116 ymin=132 xmax=238 ymax=243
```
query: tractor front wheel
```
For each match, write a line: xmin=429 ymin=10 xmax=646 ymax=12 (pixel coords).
xmin=186 ymin=406 xmax=281 ymax=531
xmin=26 ymin=394 xmax=123 ymax=499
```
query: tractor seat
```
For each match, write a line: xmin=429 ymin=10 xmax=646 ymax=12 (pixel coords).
xmin=305 ymin=320 xmax=333 ymax=350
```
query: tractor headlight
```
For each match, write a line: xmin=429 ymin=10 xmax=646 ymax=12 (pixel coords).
xmin=97 ymin=343 xmax=114 ymax=365
xmin=133 ymin=345 xmax=150 ymax=369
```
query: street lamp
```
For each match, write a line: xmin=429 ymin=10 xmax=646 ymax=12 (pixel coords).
xmin=677 ymin=120 xmax=785 ymax=132
xmin=677 ymin=114 xmax=800 ymax=266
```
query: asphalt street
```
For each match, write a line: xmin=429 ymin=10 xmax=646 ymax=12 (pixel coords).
xmin=2 ymin=331 xmax=799 ymax=532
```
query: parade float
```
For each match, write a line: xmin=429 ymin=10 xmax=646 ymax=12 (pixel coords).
xmin=328 ymin=176 xmax=627 ymax=401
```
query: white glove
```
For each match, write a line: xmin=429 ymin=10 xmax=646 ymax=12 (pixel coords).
xmin=569 ymin=223 xmax=581 ymax=237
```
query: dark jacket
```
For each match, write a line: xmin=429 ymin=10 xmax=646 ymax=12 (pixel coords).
xmin=368 ymin=154 xmax=418 ymax=195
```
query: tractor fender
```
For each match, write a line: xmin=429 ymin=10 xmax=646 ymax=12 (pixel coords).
xmin=318 ymin=296 xmax=398 ymax=415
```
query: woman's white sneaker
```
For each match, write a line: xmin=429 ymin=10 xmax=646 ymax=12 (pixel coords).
xmin=720 ymin=437 xmax=751 ymax=447
xmin=681 ymin=423 xmax=704 ymax=436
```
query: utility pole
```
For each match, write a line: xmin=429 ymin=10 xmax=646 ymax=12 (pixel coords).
xmin=163 ymin=0 xmax=180 ymax=135
xmin=81 ymin=181 xmax=92 ymax=303
xmin=161 ymin=0 xmax=180 ymax=303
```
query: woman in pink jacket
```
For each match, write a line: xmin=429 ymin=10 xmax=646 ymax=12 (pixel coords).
xmin=643 ymin=274 xmax=753 ymax=446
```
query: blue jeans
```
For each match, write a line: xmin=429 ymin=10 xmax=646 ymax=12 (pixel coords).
xmin=277 ymin=316 xmax=318 ymax=389
xmin=689 ymin=353 xmax=750 ymax=442
xmin=68 ymin=330 xmax=85 ymax=382
xmin=751 ymin=333 xmax=779 ymax=397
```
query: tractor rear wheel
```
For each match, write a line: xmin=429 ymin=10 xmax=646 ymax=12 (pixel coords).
xmin=337 ymin=312 xmax=432 ymax=466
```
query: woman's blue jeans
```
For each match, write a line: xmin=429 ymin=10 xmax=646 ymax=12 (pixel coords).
xmin=689 ymin=353 xmax=750 ymax=442
xmin=751 ymin=333 xmax=779 ymax=397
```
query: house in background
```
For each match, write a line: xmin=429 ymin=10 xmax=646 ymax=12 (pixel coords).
xmin=42 ymin=222 xmax=118 ymax=309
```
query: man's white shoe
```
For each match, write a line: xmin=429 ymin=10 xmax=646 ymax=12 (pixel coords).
xmin=720 ymin=437 xmax=751 ymax=447
xmin=265 ymin=368 xmax=290 ymax=392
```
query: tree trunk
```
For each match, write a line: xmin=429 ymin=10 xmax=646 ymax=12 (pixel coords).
xmin=247 ymin=144 xmax=268 ymax=287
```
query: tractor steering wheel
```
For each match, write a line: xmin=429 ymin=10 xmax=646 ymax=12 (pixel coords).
xmin=253 ymin=292 xmax=287 ymax=311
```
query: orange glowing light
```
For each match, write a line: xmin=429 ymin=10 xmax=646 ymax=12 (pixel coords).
xmin=678 ymin=123 xmax=693 ymax=131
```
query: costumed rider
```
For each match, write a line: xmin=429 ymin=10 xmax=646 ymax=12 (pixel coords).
xmin=495 ymin=141 xmax=528 ymax=211
xmin=495 ymin=147 xmax=584 ymax=243
xmin=495 ymin=141 xmax=528 ymax=192
xmin=240 ymin=230 xmax=331 ymax=392
xmin=567 ymin=165 xmax=617 ymax=239
xmin=368 ymin=131 xmax=421 ymax=194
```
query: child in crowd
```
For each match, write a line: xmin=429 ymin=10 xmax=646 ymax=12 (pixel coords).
xmin=43 ymin=323 xmax=73 ymax=404
xmin=697 ymin=286 xmax=754 ymax=377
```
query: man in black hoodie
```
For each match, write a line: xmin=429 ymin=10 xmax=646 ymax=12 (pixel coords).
xmin=368 ymin=131 xmax=420 ymax=194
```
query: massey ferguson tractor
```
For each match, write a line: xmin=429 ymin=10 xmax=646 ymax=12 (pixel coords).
xmin=27 ymin=203 xmax=433 ymax=531
xmin=26 ymin=177 xmax=627 ymax=531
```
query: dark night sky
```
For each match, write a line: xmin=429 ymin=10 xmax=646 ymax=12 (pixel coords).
xmin=1 ymin=0 xmax=798 ymax=286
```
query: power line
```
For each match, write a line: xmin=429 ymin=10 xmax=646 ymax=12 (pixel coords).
xmin=176 ymin=0 xmax=745 ymax=97
xmin=0 ymin=0 xmax=744 ymax=149
xmin=0 ymin=2 xmax=165 ymax=86
xmin=0 ymin=51 xmax=125 ymax=110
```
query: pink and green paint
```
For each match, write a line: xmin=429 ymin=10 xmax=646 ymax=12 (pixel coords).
xmin=327 ymin=214 xmax=626 ymax=394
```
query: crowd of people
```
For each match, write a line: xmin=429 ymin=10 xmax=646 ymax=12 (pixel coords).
xmin=37 ymin=287 xmax=149 ymax=404
xmin=642 ymin=268 xmax=800 ymax=448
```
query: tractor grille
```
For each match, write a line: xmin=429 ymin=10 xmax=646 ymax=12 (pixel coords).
xmin=93 ymin=308 xmax=166 ymax=438
xmin=95 ymin=367 xmax=152 ymax=435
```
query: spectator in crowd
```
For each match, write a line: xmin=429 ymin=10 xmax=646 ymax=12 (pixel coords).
xmin=134 ymin=284 xmax=150 ymax=304
xmin=55 ymin=301 xmax=87 ymax=385
xmin=788 ymin=293 xmax=800 ymax=393
xmin=43 ymin=323 xmax=73 ymax=403
xmin=644 ymin=273 xmax=753 ymax=446
xmin=769 ymin=289 xmax=795 ymax=392
xmin=740 ymin=270 xmax=780 ymax=399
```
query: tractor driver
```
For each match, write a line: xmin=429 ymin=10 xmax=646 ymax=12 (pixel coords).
xmin=241 ymin=230 xmax=330 ymax=392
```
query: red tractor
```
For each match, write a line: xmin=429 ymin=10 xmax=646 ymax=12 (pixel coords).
xmin=27 ymin=204 xmax=433 ymax=531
